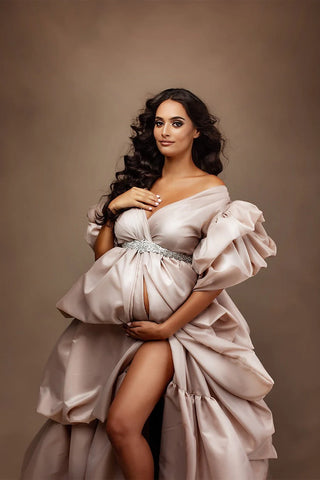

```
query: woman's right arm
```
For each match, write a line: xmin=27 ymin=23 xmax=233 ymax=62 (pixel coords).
xmin=94 ymin=222 xmax=115 ymax=261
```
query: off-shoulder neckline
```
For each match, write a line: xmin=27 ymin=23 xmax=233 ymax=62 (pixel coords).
xmin=145 ymin=184 xmax=228 ymax=222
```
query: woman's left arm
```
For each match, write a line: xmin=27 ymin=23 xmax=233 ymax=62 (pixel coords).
xmin=124 ymin=289 xmax=222 ymax=341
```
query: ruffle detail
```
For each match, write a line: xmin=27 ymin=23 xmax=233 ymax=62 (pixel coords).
xmin=192 ymin=200 xmax=277 ymax=291
xmin=161 ymin=381 xmax=276 ymax=480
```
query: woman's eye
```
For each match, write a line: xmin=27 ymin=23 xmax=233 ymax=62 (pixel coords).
xmin=154 ymin=121 xmax=183 ymax=128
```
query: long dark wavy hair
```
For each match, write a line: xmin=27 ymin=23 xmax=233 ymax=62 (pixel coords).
xmin=95 ymin=87 xmax=227 ymax=226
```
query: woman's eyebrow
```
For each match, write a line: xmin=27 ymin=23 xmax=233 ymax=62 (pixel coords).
xmin=155 ymin=116 xmax=186 ymax=121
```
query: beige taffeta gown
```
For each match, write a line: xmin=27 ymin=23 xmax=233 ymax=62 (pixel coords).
xmin=21 ymin=184 xmax=278 ymax=480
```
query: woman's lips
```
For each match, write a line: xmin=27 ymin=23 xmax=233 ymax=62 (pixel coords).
xmin=160 ymin=141 xmax=174 ymax=146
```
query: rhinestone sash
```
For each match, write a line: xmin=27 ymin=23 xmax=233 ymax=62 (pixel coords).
xmin=119 ymin=239 xmax=193 ymax=264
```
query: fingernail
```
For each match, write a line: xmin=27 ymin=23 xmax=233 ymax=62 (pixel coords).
xmin=156 ymin=194 xmax=161 ymax=198
xmin=149 ymin=207 xmax=152 ymax=210
xmin=127 ymin=322 xmax=132 ymax=326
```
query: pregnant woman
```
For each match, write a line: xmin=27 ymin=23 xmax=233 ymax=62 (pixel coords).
xmin=21 ymin=87 xmax=277 ymax=480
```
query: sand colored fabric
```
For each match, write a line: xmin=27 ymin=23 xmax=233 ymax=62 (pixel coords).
xmin=21 ymin=185 xmax=277 ymax=480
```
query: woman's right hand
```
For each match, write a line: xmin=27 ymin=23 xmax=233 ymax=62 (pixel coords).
xmin=108 ymin=187 xmax=162 ymax=213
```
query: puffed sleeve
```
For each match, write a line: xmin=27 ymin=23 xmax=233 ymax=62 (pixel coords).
xmin=84 ymin=203 xmax=103 ymax=250
xmin=192 ymin=200 xmax=277 ymax=291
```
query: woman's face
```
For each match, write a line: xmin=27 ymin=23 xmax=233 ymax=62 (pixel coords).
xmin=153 ymin=99 xmax=200 ymax=158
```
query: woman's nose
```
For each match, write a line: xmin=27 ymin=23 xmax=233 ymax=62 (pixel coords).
xmin=161 ymin=122 xmax=170 ymax=137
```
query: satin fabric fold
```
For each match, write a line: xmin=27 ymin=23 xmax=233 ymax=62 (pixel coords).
xmin=21 ymin=185 xmax=277 ymax=480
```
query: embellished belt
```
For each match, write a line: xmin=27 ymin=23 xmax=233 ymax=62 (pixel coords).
xmin=119 ymin=239 xmax=193 ymax=264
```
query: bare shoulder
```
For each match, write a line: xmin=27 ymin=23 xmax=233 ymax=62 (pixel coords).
xmin=201 ymin=174 xmax=226 ymax=189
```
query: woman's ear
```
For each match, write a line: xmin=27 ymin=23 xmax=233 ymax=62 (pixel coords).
xmin=193 ymin=129 xmax=200 ymax=139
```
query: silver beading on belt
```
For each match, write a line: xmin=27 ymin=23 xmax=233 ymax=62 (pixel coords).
xmin=119 ymin=239 xmax=193 ymax=264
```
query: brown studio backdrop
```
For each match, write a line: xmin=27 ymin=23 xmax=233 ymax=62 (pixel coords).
xmin=0 ymin=1 xmax=319 ymax=479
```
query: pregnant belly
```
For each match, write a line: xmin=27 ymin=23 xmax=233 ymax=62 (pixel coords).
xmin=139 ymin=258 xmax=198 ymax=323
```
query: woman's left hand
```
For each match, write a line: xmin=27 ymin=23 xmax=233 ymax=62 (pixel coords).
xmin=122 ymin=321 xmax=169 ymax=341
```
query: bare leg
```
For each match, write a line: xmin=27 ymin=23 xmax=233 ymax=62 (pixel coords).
xmin=106 ymin=340 xmax=174 ymax=480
